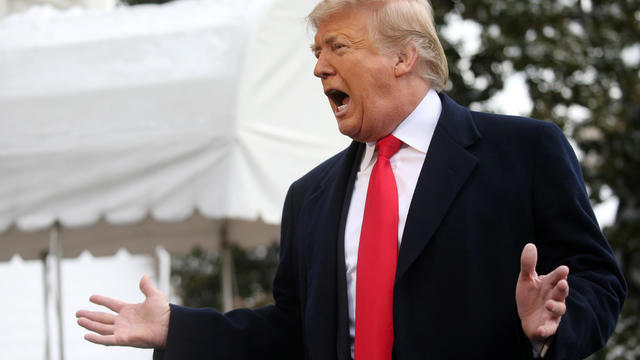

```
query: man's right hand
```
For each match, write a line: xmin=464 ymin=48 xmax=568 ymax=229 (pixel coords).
xmin=76 ymin=274 xmax=170 ymax=349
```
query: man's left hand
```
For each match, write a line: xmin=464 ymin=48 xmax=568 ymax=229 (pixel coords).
xmin=516 ymin=243 xmax=570 ymax=343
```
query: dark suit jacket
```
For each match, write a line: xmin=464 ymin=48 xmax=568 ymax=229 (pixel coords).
xmin=155 ymin=93 xmax=626 ymax=360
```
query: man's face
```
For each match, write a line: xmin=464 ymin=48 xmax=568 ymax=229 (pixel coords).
xmin=312 ymin=7 xmax=404 ymax=143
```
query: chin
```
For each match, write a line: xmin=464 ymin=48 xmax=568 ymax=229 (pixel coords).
xmin=337 ymin=122 xmax=356 ymax=138
xmin=338 ymin=128 xmax=357 ymax=140
xmin=337 ymin=117 xmax=366 ymax=141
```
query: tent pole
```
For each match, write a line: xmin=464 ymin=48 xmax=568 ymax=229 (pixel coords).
xmin=41 ymin=250 xmax=51 ymax=360
xmin=155 ymin=246 xmax=171 ymax=297
xmin=220 ymin=220 xmax=234 ymax=312
xmin=50 ymin=222 xmax=65 ymax=360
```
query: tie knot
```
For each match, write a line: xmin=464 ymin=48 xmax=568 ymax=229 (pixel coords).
xmin=376 ymin=134 xmax=403 ymax=159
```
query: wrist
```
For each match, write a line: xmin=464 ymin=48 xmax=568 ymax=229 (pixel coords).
xmin=155 ymin=302 xmax=171 ymax=348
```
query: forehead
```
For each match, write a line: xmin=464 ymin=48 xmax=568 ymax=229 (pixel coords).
xmin=313 ymin=7 xmax=372 ymax=46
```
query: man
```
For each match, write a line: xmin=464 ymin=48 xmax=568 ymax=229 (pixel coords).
xmin=77 ymin=0 xmax=627 ymax=359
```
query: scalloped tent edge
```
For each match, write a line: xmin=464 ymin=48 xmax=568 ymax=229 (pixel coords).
xmin=0 ymin=0 xmax=349 ymax=260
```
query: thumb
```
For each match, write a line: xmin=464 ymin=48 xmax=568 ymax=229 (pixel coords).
xmin=520 ymin=243 xmax=538 ymax=280
xmin=139 ymin=274 xmax=157 ymax=298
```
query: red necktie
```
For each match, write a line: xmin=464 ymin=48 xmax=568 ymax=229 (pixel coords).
xmin=355 ymin=134 xmax=403 ymax=360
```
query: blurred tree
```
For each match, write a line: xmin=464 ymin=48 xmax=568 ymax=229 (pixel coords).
xmin=171 ymin=247 xmax=221 ymax=308
xmin=172 ymin=243 xmax=279 ymax=309
xmin=231 ymin=242 xmax=280 ymax=308
xmin=430 ymin=0 xmax=639 ymax=357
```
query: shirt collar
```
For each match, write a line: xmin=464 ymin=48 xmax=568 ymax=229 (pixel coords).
xmin=360 ymin=88 xmax=442 ymax=170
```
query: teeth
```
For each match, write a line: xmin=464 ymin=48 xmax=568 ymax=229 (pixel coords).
xmin=337 ymin=104 xmax=347 ymax=112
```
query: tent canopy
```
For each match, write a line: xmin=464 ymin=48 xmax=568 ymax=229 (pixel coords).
xmin=0 ymin=0 xmax=349 ymax=259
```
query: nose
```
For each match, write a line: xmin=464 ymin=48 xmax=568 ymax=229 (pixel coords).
xmin=313 ymin=53 xmax=335 ymax=79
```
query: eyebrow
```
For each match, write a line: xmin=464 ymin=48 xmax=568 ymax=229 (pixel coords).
xmin=310 ymin=34 xmax=341 ymax=54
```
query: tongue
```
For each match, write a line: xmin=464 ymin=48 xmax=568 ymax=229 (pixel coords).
xmin=343 ymin=96 xmax=351 ymax=105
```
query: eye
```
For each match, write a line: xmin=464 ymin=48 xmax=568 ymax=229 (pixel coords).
xmin=332 ymin=43 xmax=346 ymax=51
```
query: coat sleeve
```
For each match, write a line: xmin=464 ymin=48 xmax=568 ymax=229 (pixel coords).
xmin=530 ymin=122 xmax=627 ymax=359
xmin=154 ymin=184 xmax=304 ymax=360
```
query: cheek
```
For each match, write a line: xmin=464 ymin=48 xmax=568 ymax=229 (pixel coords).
xmin=360 ymin=71 xmax=393 ymax=99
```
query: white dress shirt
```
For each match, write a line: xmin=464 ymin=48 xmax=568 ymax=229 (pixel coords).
xmin=343 ymin=88 xmax=442 ymax=356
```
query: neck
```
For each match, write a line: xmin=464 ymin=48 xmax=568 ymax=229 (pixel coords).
xmin=398 ymin=78 xmax=431 ymax=119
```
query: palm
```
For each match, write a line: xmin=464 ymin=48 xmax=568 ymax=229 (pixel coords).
xmin=112 ymin=295 xmax=168 ymax=347
xmin=516 ymin=244 xmax=570 ymax=342
xmin=76 ymin=275 xmax=170 ymax=348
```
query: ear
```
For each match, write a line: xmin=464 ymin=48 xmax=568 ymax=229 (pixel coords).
xmin=394 ymin=42 xmax=419 ymax=78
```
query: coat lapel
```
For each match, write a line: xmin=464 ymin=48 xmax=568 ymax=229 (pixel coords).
xmin=336 ymin=143 xmax=364 ymax=360
xmin=395 ymin=93 xmax=481 ymax=280
xmin=297 ymin=140 xmax=362 ymax=360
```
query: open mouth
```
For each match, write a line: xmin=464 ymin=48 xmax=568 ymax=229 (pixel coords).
xmin=325 ymin=89 xmax=351 ymax=115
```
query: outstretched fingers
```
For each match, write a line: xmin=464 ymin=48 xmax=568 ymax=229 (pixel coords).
xmin=76 ymin=310 xmax=116 ymax=325
xmin=77 ymin=275 xmax=169 ymax=349
xmin=90 ymin=294 xmax=126 ymax=313
xmin=84 ymin=333 xmax=119 ymax=346
xmin=77 ymin=317 xmax=115 ymax=336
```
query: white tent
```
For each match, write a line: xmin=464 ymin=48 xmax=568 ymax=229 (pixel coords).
xmin=0 ymin=0 xmax=348 ymax=358
xmin=0 ymin=0 xmax=348 ymax=256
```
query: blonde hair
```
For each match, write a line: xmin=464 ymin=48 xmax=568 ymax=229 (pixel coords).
xmin=308 ymin=0 xmax=449 ymax=91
